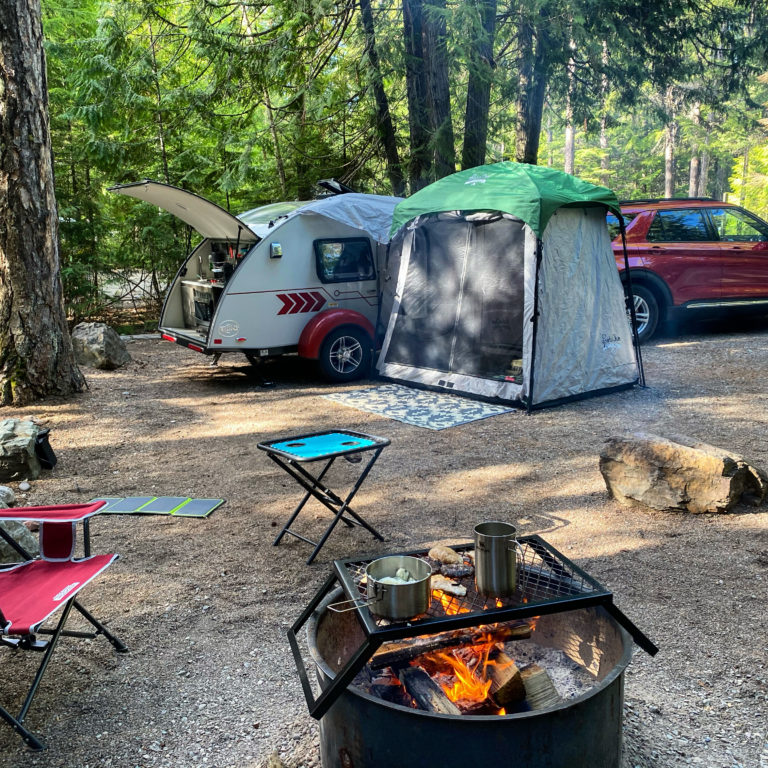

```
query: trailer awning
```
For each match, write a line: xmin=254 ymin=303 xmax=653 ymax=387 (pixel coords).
xmin=108 ymin=180 xmax=259 ymax=241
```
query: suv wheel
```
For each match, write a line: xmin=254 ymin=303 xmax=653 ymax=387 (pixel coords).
xmin=629 ymin=284 xmax=659 ymax=343
xmin=318 ymin=327 xmax=372 ymax=382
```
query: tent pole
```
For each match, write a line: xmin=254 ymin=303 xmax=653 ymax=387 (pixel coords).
xmin=619 ymin=217 xmax=646 ymax=387
xmin=526 ymin=238 xmax=544 ymax=413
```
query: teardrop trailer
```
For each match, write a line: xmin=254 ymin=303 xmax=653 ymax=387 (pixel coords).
xmin=108 ymin=180 xmax=402 ymax=381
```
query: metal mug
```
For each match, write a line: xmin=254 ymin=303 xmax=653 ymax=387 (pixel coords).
xmin=474 ymin=521 xmax=523 ymax=598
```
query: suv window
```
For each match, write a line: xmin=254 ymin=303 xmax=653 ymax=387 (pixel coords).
xmin=314 ymin=238 xmax=375 ymax=283
xmin=606 ymin=212 xmax=637 ymax=240
xmin=647 ymin=209 xmax=712 ymax=242
xmin=709 ymin=208 xmax=768 ymax=242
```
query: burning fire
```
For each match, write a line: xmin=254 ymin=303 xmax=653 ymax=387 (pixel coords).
xmin=431 ymin=589 xmax=470 ymax=615
xmin=414 ymin=632 xmax=515 ymax=714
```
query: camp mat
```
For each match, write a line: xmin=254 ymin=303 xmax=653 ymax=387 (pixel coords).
xmin=323 ymin=383 xmax=515 ymax=430
xmin=90 ymin=496 xmax=224 ymax=518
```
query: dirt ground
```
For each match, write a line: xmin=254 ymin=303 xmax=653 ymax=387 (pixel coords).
xmin=0 ymin=314 xmax=767 ymax=768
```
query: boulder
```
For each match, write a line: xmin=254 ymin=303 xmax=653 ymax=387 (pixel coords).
xmin=0 ymin=419 xmax=41 ymax=481
xmin=0 ymin=485 xmax=16 ymax=506
xmin=0 ymin=520 xmax=39 ymax=563
xmin=600 ymin=433 xmax=768 ymax=513
xmin=72 ymin=322 xmax=131 ymax=370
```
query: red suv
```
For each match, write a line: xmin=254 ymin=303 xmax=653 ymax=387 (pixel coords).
xmin=608 ymin=198 xmax=768 ymax=341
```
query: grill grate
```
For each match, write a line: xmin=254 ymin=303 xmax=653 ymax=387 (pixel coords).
xmin=288 ymin=534 xmax=657 ymax=721
xmin=336 ymin=536 xmax=607 ymax=629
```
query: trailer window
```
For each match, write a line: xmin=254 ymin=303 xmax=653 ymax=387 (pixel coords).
xmin=314 ymin=238 xmax=375 ymax=283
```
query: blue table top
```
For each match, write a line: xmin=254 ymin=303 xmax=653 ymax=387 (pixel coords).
xmin=261 ymin=431 xmax=384 ymax=460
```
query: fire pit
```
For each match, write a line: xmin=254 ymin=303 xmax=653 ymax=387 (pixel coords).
xmin=290 ymin=537 xmax=654 ymax=768
xmin=308 ymin=590 xmax=632 ymax=768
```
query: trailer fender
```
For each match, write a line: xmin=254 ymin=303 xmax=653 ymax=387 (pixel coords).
xmin=298 ymin=309 xmax=375 ymax=360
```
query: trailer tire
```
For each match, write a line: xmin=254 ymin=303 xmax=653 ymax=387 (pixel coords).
xmin=318 ymin=327 xmax=372 ymax=382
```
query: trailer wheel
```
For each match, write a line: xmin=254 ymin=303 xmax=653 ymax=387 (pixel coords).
xmin=318 ymin=327 xmax=372 ymax=382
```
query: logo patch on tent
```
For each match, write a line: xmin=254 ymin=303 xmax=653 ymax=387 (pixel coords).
xmin=464 ymin=174 xmax=488 ymax=186
xmin=601 ymin=333 xmax=622 ymax=350
xmin=54 ymin=582 xmax=81 ymax=601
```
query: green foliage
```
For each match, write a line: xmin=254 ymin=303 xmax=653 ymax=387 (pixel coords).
xmin=39 ymin=0 xmax=768 ymax=324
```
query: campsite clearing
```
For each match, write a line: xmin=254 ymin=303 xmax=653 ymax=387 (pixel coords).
xmin=0 ymin=316 xmax=766 ymax=767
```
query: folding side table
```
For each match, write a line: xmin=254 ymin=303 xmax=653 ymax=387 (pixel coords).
xmin=258 ymin=430 xmax=389 ymax=564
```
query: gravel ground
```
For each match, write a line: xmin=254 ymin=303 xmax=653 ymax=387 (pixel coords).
xmin=0 ymin=314 xmax=766 ymax=768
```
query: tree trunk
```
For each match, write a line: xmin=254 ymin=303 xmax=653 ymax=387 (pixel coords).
xmin=461 ymin=0 xmax=497 ymax=171
xmin=264 ymin=91 xmax=287 ymax=198
xmin=739 ymin=146 xmax=749 ymax=208
xmin=688 ymin=102 xmax=701 ymax=197
xmin=697 ymin=113 xmax=712 ymax=197
xmin=514 ymin=21 xmax=548 ymax=165
xmin=423 ymin=0 xmax=455 ymax=179
xmin=359 ymin=0 xmax=405 ymax=195
xmin=599 ymin=41 xmax=609 ymax=187
xmin=664 ymin=87 xmax=677 ymax=198
xmin=0 ymin=0 xmax=85 ymax=405
xmin=564 ymin=55 xmax=575 ymax=175
xmin=148 ymin=20 xmax=171 ymax=185
xmin=403 ymin=0 xmax=432 ymax=190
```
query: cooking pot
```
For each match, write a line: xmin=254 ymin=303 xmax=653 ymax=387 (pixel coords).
xmin=329 ymin=555 xmax=432 ymax=620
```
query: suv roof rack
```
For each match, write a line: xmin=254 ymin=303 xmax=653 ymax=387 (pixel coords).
xmin=620 ymin=197 xmax=718 ymax=205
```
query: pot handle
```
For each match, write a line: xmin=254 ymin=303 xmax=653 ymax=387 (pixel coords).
xmin=507 ymin=538 xmax=529 ymax=593
xmin=327 ymin=595 xmax=373 ymax=613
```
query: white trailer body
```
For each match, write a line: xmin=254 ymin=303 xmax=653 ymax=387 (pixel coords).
xmin=109 ymin=181 xmax=401 ymax=380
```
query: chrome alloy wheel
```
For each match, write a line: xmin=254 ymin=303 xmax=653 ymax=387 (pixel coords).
xmin=631 ymin=293 xmax=650 ymax=336
xmin=328 ymin=334 xmax=363 ymax=375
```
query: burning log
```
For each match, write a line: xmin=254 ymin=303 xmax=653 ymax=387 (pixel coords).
xmin=370 ymin=667 xmax=414 ymax=708
xmin=487 ymin=651 xmax=525 ymax=707
xmin=520 ymin=664 xmax=561 ymax=710
xmin=398 ymin=667 xmax=461 ymax=715
xmin=370 ymin=622 xmax=532 ymax=670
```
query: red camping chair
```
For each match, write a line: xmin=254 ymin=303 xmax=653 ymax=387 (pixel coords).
xmin=0 ymin=501 xmax=126 ymax=750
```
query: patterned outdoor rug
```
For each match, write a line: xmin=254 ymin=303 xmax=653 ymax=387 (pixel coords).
xmin=323 ymin=383 xmax=515 ymax=430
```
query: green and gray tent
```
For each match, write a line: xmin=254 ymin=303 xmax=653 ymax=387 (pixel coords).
xmin=377 ymin=162 xmax=643 ymax=410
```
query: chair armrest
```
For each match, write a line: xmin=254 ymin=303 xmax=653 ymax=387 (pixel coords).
xmin=0 ymin=501 xmax=106 ymax=523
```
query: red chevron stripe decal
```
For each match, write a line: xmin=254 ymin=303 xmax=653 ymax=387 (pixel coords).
xmin=310 ymin=291 xmax=326 ymax=312
xmin=276 ymin=291 xmax=327 ymax=315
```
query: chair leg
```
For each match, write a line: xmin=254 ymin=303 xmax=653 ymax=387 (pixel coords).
xmin=73 ymin=601 xmax=128 ymax=653
xmin=0 ymin=705 xmax=44 ymax=751
xmin=18 ymin=599 xmax=75 ymax=722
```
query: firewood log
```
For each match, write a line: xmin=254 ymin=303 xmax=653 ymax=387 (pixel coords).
xmin=520 ymin=664 xmax=561 ymax=710
xmin=487 ymin=651 xmax=525 ymax=707
xmin=369 ymin=622 xmax=532 ymax=669
xmin=398 ymin=667 xmax=461 ymax=715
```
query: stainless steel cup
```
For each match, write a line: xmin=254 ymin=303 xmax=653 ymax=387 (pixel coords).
xmin=474 ymin=521 xmax=522 ymax=598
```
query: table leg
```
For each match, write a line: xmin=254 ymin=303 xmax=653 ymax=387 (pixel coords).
xmin=305 ymin=448 xmax=385 ymax=564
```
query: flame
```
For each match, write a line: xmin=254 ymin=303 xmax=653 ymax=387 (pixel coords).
xmin=495 ymin=598 xmax=503 ymax=608
xmin=415 ymin=632 xmax=510 ymax=714
xmin=432 ymin=589 xmax=470 ymax=615
xmin=428 ymin=648 xmax=493 ymax=703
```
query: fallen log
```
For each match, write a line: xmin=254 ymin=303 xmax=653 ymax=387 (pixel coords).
xmin=488 ymin=651 xmax=525 ymax=707
xmin=398 ymin=667 xmax=461 ymax=715
xmin=370 ymin=622 xmax=532 ymax=670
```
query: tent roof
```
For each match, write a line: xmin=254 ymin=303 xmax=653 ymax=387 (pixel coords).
xmin=390 ymin=162 xmax=622 ymax=238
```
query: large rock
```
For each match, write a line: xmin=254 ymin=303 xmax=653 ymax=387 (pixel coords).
xmin=0 ymin=520 xmax=39 ymax=563
xmin=599 ymin=433 xmax=768 ymax=514
xmin=72 ymin=322 xmax=131 ymax=370
xmin=0 ymin=419 xmax=41 ymax=481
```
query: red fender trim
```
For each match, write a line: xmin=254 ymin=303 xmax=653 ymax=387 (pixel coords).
xmin=298 ymin=309 xmax=375 ymax=360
